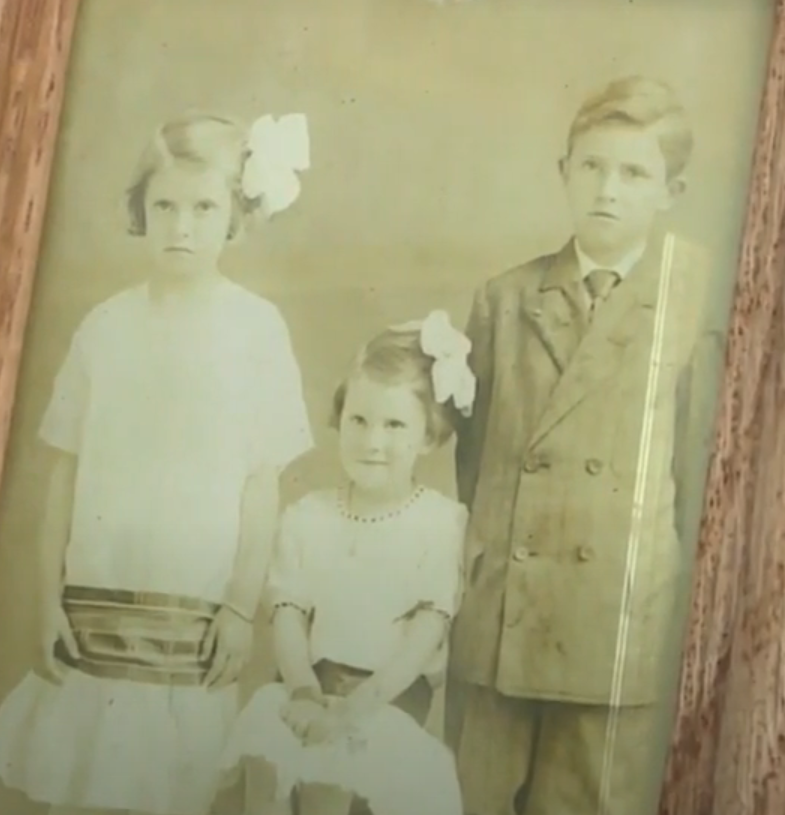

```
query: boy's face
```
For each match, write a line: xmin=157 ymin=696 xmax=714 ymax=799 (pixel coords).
xmin=560 ymin=123 xmax=683 ymax=263
xmin=144 ymin=161 xmax=235 ymax=278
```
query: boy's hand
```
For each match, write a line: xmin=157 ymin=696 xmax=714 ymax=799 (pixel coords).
xmin=202 ymin=606 xmax=253 ymax=690
xmin=35 ymin=604 xmax=79 ymax=685
xmin=281 ymin=698 xmax=325 ymax=740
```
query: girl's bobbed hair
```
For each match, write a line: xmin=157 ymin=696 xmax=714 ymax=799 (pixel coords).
xmin=125 ymin=111 xmax=260 ymax=239
xmin=329 ymin=326 xmax=463 ymax=448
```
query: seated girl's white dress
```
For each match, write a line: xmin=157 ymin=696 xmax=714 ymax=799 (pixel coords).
xmin=0 ymin=280 xmax=313 ymax=815
xmin=222 ymin=487 xmax=468 ymax=815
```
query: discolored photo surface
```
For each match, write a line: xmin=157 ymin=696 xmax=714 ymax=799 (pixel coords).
xmin=0 ymin=2 xmax=775 ymax=815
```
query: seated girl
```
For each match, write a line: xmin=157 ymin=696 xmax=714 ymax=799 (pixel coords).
xmin=222 ymin=310 xmax=476 ymax=815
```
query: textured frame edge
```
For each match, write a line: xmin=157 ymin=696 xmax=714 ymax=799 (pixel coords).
xmin=0 ymin=0 xmax=80 ymax=486
xmin=660 ymin=2 xmax=785 ymax=813
xmin=0 ymin=2 xmax=782 ymax=814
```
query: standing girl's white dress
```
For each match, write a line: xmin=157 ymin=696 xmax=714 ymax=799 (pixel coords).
xmin=222 ymin=486 xmax=467 ymax=815
xmin=0 ymin=278 xmax=313 ymax=814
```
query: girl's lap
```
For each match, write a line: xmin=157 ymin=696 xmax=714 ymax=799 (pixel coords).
xmin=232 ymin=685 xmax=460 ymax=814
xmin=1 ymin=668 xmax=236 ymax=716
xmin=0 ymin=670 xmax=237 ymax=814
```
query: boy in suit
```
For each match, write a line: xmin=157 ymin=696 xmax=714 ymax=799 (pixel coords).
xmin=448 ymin=76 xmax=723 ymax=815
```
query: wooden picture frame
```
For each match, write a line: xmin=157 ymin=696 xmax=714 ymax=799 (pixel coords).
xmin=0 ymin=2 xmax=781 ymax=814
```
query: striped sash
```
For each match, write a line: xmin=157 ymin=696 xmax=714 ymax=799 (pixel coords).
xmin=55 ymin=585 xmax=221 ymax=686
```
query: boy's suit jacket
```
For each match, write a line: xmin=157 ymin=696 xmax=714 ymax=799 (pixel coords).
xmin=449 ymin=232 xmax=723 ymax=706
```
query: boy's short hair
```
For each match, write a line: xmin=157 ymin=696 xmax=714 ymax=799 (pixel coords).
xmin=567 ymin=76 xmax=694 ymax=179
xmin=126 ymin=111 xmax=258 ymax=238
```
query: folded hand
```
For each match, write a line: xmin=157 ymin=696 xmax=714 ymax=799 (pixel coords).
xmin=281 ymin=698 xmax=325 ymax=740
xmin=35 ymin=604 xmax=79 ymax=685
xmin=202 ymin=606 xmax=253 ymax=690
xmin=302 ymin=699 xmax=360 ymax=747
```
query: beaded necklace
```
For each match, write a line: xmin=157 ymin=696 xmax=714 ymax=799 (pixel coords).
xmin=338 ymin=484 xmax=425 ymax=555
xmin=338 ymin=483 xmax=425 ymax=523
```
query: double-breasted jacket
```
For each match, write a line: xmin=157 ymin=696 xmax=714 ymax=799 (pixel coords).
xmin=450 ymin=233 xmax=722 ymax=706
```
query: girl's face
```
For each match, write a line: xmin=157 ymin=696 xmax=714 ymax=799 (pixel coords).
xmin=144 ymin=161 xmax=235 ymax=278
xmin=338 ymin=374 xmax=434 ymax=500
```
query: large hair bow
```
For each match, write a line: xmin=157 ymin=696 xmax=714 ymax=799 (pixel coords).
xmin=242 ymin=114 xmax=310 ymax=217
xmin=394 ymin=310 xmax=477 ymax=417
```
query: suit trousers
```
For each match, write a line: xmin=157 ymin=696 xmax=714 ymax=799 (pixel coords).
xmin=449 ymin=683 xmax=666 ymax=815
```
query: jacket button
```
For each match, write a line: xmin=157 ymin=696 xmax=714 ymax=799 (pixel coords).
xmin=585 ymin=458 xmax=603 ymax=475
xmin=504 ymin=605 xmax=522 ymax=628
xmin=576 ymin=545 xmax=594 ymax=562
xmin=512 ymin=547 xmax=529 ymax=562
xmin=523 ymin=455 xmax=549 ymax=473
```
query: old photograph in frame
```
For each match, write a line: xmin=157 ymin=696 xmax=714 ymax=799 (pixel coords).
xmin=0 ymin=2 xmax=782 ymax=815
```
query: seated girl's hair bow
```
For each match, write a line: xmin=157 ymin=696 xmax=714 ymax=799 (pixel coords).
xmin=242 ymin=114 xmax=310 ymax=217
xmin=394 ymin=310 xmax=477 ymax=417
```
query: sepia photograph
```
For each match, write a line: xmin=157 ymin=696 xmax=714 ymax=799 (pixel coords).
xmin=0 ymin=1 xmax=777 ymax=815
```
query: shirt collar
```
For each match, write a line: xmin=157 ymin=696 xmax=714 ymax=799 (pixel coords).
xmin=574 ymin=241 xmax=647 ymax=281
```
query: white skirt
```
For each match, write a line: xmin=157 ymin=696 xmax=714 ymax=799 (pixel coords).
xmin=223 ymin=684 xmax=463 ymax=815
xmin=0 ymin=669 xmax=237 ymax=815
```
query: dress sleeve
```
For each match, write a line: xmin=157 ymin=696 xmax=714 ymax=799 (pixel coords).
xmin=38 ymin=324 xmax=91 ymax=455
xmin=266 ymin=503 xmax=313 ymax=617
xmin=251 ymin=307 xmax=314 ymax=474
xmin=411 ymin=502 xmax=469 ymax=620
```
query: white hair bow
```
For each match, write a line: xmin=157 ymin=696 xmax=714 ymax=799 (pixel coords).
xmin=395 ymin=310 xmax=477 ymax=417
xmin=242 ymin=114 xmax=310 ymax=217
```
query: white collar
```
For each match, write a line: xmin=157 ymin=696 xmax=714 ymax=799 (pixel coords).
xmin=574 ymin=241 xmax=646 ymax=281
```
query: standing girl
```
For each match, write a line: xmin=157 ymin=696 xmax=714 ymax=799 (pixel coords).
xmin=0 ymin=111 xmax=313 ymax=815
xmin=222 ymin=311 xmax=474 ymax=815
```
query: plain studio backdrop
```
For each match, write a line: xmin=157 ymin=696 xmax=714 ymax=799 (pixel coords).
xmin=0 ymin=0 xmax=774 ymax=811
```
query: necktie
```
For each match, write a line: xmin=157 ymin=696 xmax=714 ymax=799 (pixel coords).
xmin=585 ymin=269 xmax=620 ymax=321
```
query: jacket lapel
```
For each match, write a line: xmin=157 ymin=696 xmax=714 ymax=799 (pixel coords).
xmin=520 ymin=241 xmax=587 ymax=376
xmin=527 ymin=237 xmax=663 ymax=448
